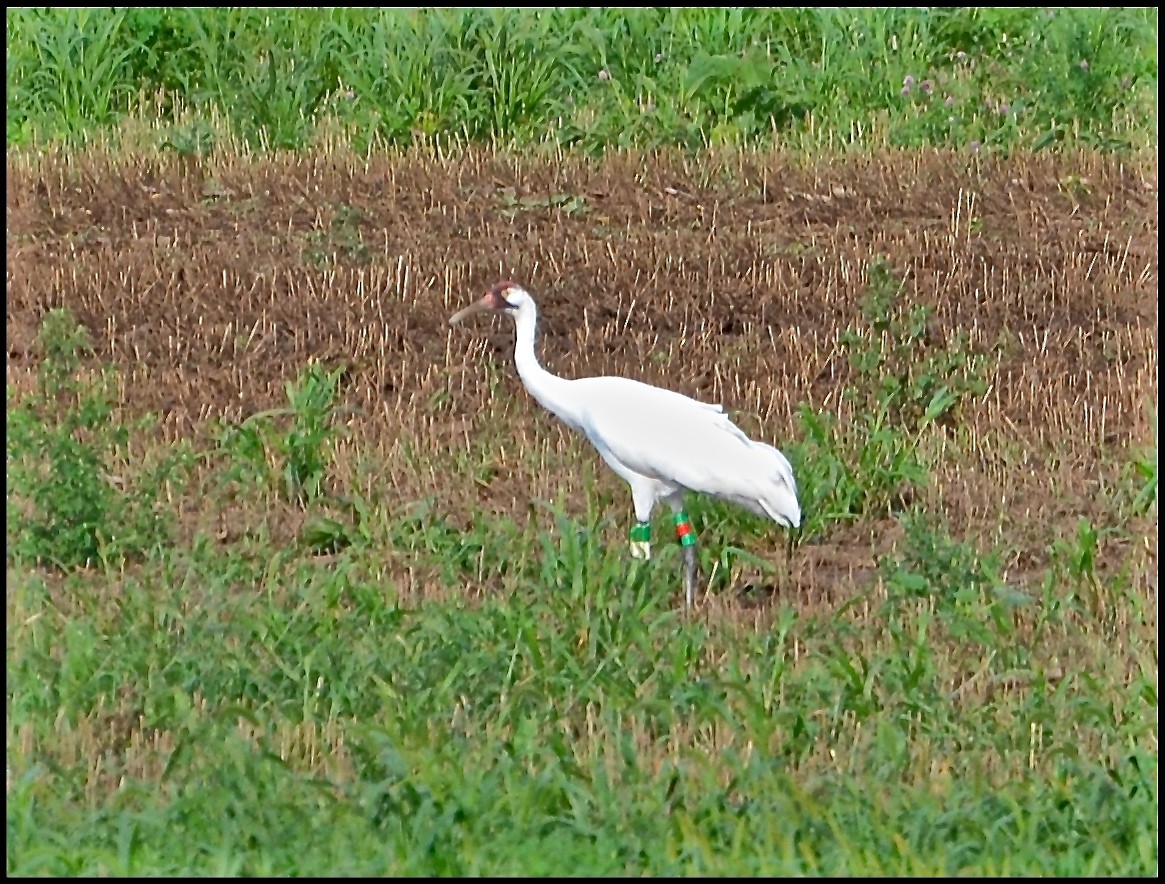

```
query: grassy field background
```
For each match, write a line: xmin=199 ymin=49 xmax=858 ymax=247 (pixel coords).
xmin=5 ymin=6 xmax=1159 ymax=877
xmin=5 ymin=6 xmax=1158 ymax=153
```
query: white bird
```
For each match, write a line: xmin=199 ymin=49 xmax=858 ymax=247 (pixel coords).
xmin=449 ymin=281 xmax=801 ymax=607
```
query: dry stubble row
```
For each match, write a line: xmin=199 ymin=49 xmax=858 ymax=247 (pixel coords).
xmin=5 ymin=144 xmax=1158 ymax=611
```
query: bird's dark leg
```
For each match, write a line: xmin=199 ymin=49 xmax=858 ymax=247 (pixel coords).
xmin=674 ymin=510 xmax=699 ymax=608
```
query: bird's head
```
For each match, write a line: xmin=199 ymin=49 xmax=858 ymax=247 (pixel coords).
xmin=449 ymin=281 xmax=530 ymax=326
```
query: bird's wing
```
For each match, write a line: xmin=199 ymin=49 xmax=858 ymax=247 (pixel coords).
xmin=573 ymin=376 xmax=758 ymax=487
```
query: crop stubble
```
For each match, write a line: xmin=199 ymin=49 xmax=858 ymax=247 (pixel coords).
xmin=5 ymin=145 xmax=1158 ymax=614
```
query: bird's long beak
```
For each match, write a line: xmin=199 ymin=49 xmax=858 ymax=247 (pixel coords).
xmin=449 ymin=296 xmax=492 ymax=326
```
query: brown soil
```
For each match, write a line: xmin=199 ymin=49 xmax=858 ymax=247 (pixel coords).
xmin=5 ymin=145 xmax=1158 ymax=611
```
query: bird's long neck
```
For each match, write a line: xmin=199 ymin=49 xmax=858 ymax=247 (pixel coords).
xmin=512 ymin=301 xmax=583 ymax=429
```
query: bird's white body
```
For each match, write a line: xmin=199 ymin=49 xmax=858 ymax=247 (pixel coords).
xmin=451 ymin=283 xmax=801 ymax=603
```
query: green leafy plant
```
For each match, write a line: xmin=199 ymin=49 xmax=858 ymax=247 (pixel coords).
xmin=6 ymin=310 xmax=181 ymax=569
xmin=1130 ymin=452 xmax=1157 ymax=516
xmin=159 ymin=119 xmax=216 ymax=157
xmin=841 ymin=258 xmax=989 ymax=430
xmin=793 ymin=259 xmax=989 ymax=536
xmin=302 ymin=204 xmax=371 ymax=267
xmin=793 ymin=404 xmax=927 ymax=535
xmin=876 ymin=510 xmax=1034 ymax=686
xmin=497 ymin=189 xmax=589 ymax=220
xmin=1125 ymin=415 xmax=1157 ymax=517
xmin=217 ymin=361 xmax=350 ymax=506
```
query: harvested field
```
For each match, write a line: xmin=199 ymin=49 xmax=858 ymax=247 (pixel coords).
xmin=6 ymin=145 xmax=1158 ymax=607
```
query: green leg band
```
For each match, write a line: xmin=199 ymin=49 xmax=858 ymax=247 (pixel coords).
xmin=674 ymin=511 xmax=697 ymax=547
xmin=630 ymin=523 xmax=651 ymax=542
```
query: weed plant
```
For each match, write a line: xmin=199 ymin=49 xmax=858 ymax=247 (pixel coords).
xmin=5 ymin=310 xmax=188 ymax=569
xmin=216 ymin=361 xmax=350 ymax=506
xmin=788 ymin=259 xmax=989 ymax=537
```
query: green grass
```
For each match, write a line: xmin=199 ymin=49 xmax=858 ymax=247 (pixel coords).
xmin=6 ymin=508 xmax=1157 ymax=874
xmin=5 ymin=7 xmax=1158 ymax=153
xmin=6 ymin=304 xmax=1157 ymax=875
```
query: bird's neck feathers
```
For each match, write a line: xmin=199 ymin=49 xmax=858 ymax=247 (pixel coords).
xmin=509 ymin=295 xmax=583 ymax=429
